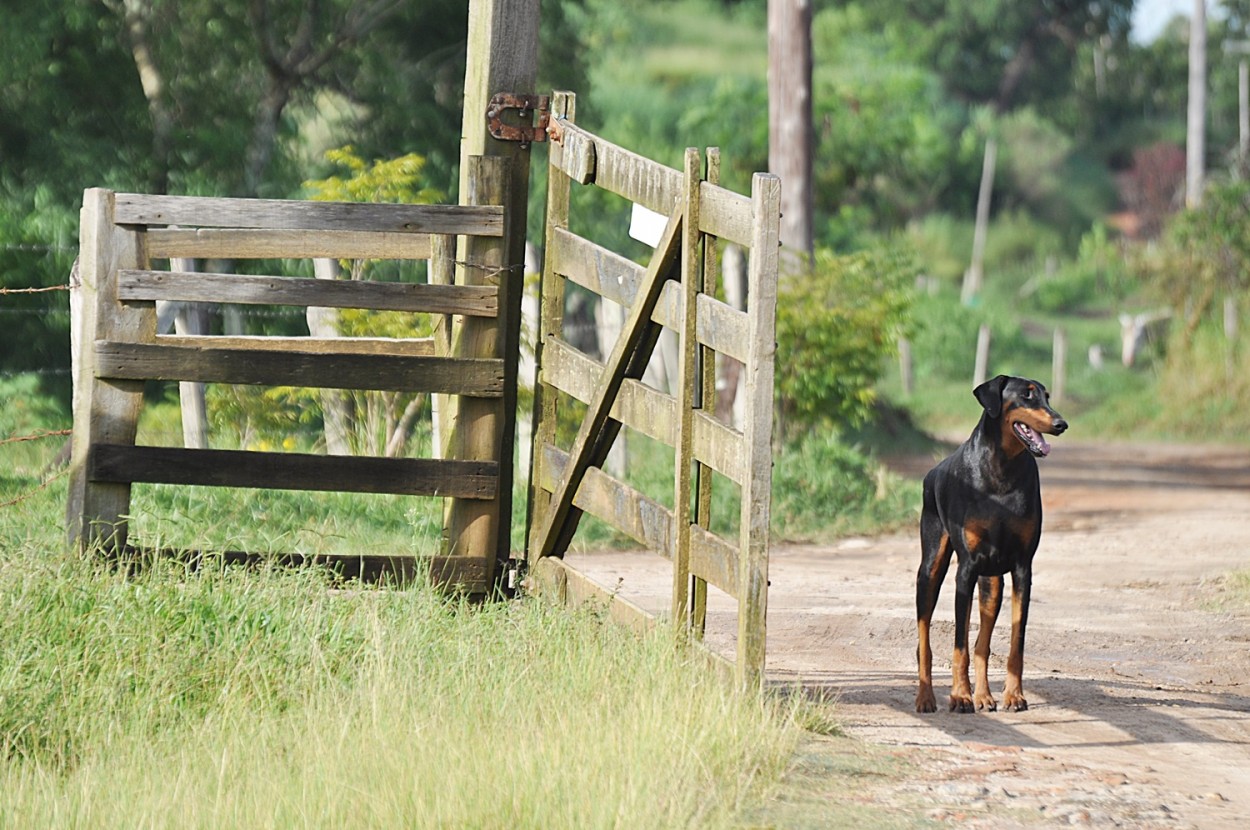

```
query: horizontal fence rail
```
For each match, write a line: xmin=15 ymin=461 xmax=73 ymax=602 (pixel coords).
xmin=117 ymin=270 xmax=500 ymax=316
xmin=115 ymin=193 xmax=504 ymax=236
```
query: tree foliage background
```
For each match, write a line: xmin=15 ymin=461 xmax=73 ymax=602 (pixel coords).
xmin=3 ymin=0 xmax=1248 ymax=437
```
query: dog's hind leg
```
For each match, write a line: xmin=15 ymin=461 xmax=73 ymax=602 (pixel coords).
xmin=973 ymin=575 xmax=1004 ymax=711
xmin=916 ymin=513 xmax=952 ymax=713
xmin=949 ymin=564 xmax=978 ymax=712
xmin=1002 ymin=567 xmax=1032 ymax=711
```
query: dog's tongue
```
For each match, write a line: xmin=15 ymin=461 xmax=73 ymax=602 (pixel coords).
xmin=1036 ymin=433 xmax=1051 ymax=457
xmin=1017 ymin=423 xmax=1051 ymax=457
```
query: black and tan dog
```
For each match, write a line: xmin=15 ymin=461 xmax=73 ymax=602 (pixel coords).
xmin=915 ymin=375 xmax=1067 ymax=714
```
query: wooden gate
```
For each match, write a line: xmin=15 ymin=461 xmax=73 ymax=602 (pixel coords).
xmin=66 ymin=156 xmax=521 ymax=594
xmin=525 ymin=93 xmax=781 ymax=689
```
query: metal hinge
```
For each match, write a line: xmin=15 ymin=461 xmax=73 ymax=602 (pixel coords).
xmin=486 ymin=93 xmax=550 ymax=147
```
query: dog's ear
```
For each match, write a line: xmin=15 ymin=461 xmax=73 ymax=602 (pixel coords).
xmin=973 ymin=375 xmax=1009 ymax=418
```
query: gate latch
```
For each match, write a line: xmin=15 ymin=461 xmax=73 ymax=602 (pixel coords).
xmin=486 ymin=93 xmax=550 ymax=147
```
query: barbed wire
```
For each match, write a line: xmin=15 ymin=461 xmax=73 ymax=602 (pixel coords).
xmin=0 ymin=243 xmax=76 ymax=253
xmin=0 ymin=429 xmax=72 ymax=447
xmin=0 ymin=468 xmax=68 ymax=510
xmin=0 ymin=429 xmax=72 ymax=510
xmin=0 ymin=285 xmax=71 ymax=295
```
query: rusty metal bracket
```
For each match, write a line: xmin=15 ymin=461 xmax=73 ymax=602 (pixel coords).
xmin=486 ymin=93 xmax=550 ymax=147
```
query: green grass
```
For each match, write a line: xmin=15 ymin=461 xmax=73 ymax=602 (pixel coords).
xmin=1 ymin=391 xmax=875 ymax=829
xmin=0 ymin=554 xmax=802 ymax=828
xmin=1 ymin=438 xmax=813 ymax=828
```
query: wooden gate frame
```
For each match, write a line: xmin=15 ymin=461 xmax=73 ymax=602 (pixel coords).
xmin=525 ymin=92 xmax=781 ymax=689
xmin=66 ymin=156 xmax=521 ymax=594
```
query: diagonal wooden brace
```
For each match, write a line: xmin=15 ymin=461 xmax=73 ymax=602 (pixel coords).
xmin=533 ymin=204 xmax=685 ymax=560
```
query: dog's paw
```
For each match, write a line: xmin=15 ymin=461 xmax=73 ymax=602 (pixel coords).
xmin=915 ymin=687 xmax=937 ymax=713
xmin=1002 ymin=691 xmax=1028 ymax=712
xmin=974 ymin=691 xmax=998 ymax=712
xmin=948 ymin=693 xmax=977 ymax=713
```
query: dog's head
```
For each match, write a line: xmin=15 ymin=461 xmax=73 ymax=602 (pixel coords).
xmin=974 ymin=375 xmax=1068 ymax=458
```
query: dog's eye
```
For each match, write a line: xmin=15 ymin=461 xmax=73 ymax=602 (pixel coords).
xmin=1024 ymin=388 xmax=1035 ymax=401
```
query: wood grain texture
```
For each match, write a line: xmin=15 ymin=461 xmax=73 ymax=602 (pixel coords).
xmin=88 ymin=444 xmax=498 ymax=499
xmin=154 ymin=334 xmax=435 ymax=357
xmin=697 ymin=181 xmax=753 ymax=248
xmin=550 ymin=122 xmax=682 ymax=215
xmin=537 ymin=442 xmax=674 ymax=557
xmin=689 ymin=524 xmax=739 ymax=597
xmin=527 ymin=91 xmax=575 ymax=562
xmin=531 ymin=204 xmax=683 ymax=560
xmin=67 ymin=189 xmax=152 ymax=551
xmin=146 ymin=228 xmax=435 ymax=260
xmin=541 ymin=339 xmax=676 ymax=446
xmin=95 ymin=340 xmax=504 ymax=396
xmin=695 ymin=293 xmax=750 ymax=363
xmin=118 ymin=270 xmax=499 ymax=316
xmin=115 ymin=193 xmax=503 ymax=236
xmin=530 ymin=557 xmax=656 ymax=635
xmin=549 ymin=228 xmax=683 ymax=332
xmin=737 ymin=172 xmax=782 ymax=691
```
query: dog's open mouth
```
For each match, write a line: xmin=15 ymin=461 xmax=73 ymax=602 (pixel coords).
xmin=1013 ymin=422 xmax=1051 ymax=457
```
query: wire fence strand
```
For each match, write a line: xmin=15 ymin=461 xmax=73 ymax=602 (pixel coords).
xmin=0 ymin=285 xmax=71 ymax=295
xmin=0 ymin=429 xmax=72 ymax=447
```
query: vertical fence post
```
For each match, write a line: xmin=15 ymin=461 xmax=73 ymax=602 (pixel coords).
xmin=67 ymin=188 xmax=153 ymax=552
xmin=430 ymin=234 xmax=456 ymax=460
xmin=443 ymin=156 xmax=512 ymax=586
xmin=526 ymin=91 xmax=575 ymax=567
xmin=456 ymin=0 xmax=538 ymax=588
xmin=738 ymin=173 xmax=781 ymax=691
xmin=672 ymin=147 xmax=702 ymax=632
xmin=689 ymin=147 xmax=721 ymax=639
xmin=898 ymin=337 xmax=914 ymax=397
xmin=1052 ymin=327 xmax=1067 ymax=405
xmin=309 ymin=258 xmax=352 ymax=455
xmin=167 ymin=258 xmax=209 ymax=449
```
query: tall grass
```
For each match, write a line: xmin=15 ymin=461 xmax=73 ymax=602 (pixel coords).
xmin=1 ymin=412 xmax=806 ymax=829
xmin=0 ymin=551 xmax=800 ymax=828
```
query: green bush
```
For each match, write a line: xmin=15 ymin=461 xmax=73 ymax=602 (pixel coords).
xmin=772 ymin=431 xmax=920 ymax=539
xmin=1033 ymin=224 xmax=1131 ymax=313
xmin=775 ymin=245 xmax=914 ymax=432
xmin=981 ymin=210 xmax=1063 ymax=269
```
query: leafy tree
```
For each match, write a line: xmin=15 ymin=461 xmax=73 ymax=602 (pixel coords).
xmin=774 ymin=245 xmax=915 ymax=433
xmin=1143 ymin=177 xmax=1250 ymax=339
xmin=0 ymin=0 xmax=473 ymax=404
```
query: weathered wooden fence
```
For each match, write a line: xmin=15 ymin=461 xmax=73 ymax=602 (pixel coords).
xmin=67 ymin=156 xmax=521 ymax=594
xmin=525 ymin=92 xmax=781 ymax=689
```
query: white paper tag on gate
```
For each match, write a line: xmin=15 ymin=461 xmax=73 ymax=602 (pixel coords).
xmin=628 ymin=203 xmax=666 ymax=248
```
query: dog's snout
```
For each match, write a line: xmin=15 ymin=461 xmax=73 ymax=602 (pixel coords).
xmin=1051 ymin=417 xmax=1068 ymax=435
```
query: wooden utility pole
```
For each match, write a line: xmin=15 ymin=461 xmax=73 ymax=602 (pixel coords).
xmin=1224 ymin=40 xmax=1250 ymax=169
xmin=445 ymin=0 xmax=540 ymax=589
xmin=768 ymin=0 xmax=813 ymax=269
xmin=962 ymin=133 xmax=998 ymax=305
xmin=1187 ymin=0 xmax=1207 ymax=208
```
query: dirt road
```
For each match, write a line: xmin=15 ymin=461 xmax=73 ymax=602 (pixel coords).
xmin=565 ymin=441 xmax=1250 ymax=828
